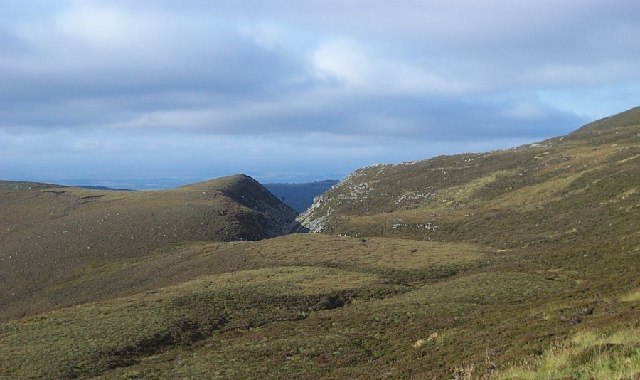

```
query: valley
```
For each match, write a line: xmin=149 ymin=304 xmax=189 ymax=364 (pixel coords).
xmin=1 ymin=108 xmax=640 ymax=379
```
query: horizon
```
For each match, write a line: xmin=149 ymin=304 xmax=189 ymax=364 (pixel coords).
xmin=3 ymin=121 xmax=585 ymax=190
xmin=2 ymin=1 xmax=640 ymax=184
xmin=37 ymin=176 xmax=342 ymax=191
xmin=0 ymin=109 xmax=630 ymax=189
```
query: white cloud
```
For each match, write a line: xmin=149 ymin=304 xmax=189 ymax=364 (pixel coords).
xmin=312 ymin=40 xmax=371 ymax=86
xmin=1 ymin=0 xmax=640 ymax=183
xmin=237 ymin=22 xmax=291 ymax=51
xmin=54 ymin=4 xmax=135 ymax=48
xmin=311 ymin=39 xmax=471 ymax=95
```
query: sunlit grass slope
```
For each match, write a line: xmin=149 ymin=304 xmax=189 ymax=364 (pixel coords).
xmin=299 ymin=107 xmax=640 ymax=254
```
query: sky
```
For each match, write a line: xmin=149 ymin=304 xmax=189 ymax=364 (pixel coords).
xmin=2 ymin=0 xmax=640 ymax=187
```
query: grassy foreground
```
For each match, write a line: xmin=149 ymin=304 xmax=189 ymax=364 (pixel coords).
xmin=1 ymin=233 xmax=639 ymax=379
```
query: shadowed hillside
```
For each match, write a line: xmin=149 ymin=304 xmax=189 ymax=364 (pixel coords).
xmin=0 ymin=174 xmax=298 ymax=321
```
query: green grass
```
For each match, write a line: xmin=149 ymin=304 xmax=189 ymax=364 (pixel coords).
xmin=0 ymin=234 xmax=587 ymax=379
xmin=619 ymin=290 xmax=640 ymax=303
xmin=0 ymin=266 xmax=380 ymax=379
xmin=496 ymin=328 xmax=640 ymax=380
xmin=1 ymin=222 xmax=638 ymax=378
xmin=0 ymin=175 xmax=298 ymax=322
xmin=1 ymin=108 xmax=640 ymax=378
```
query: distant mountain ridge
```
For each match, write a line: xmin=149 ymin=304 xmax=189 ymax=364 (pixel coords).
xmin=263 ymin=180 xmax=339 ymax=212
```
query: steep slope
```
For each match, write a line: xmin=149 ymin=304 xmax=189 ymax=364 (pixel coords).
xmin=180 ymin=174 xmax=299 ymax=237
xmin=298 ymin=107 xmax=640 ymax=252
xmin=0 ymin=174 xmax=298 ymax=321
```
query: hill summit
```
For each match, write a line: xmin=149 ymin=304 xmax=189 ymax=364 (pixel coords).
xmin=179 ymin=174 xmax=299 ymax=237
xmin=0 ymin=174 xmax=298 ymax=320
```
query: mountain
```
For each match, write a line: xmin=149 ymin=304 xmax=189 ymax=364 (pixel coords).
xmin=0 ymin=174 xmax=298 ymax=321
xmin=263 ymin=179 xmax=339 ymax=211
xmin=1 ymin=108 xmax=639 ymax=379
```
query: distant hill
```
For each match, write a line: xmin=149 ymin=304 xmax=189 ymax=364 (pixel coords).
xmin=78 ymin=185 xmax=134 ymax=191
xmin=58 ymin=178 xmax=194 ymax=190
xmin=263 ymin=180 xmax=339 ymax=212
xmin=0 ymin=174 xmax=298 ymax=321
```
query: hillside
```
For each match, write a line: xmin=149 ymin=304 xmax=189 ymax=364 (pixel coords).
xmin=263 ymin=180 xmax=339 ymax=211
xmin=298 ymin=107 xmax=640 ymax=252
xmin=0 ymin=174 xmax=298 ymax=321
xmin=1 ymin=108 xmax=639 ymax=379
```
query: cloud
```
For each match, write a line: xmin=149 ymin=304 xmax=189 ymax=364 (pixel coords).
xmin=0 ymin=127 xmax=542 ymax=185
xmin=311 ymin=39 xmax=470 ymax=95
xmin=2 ymin=3 xmax=305 ymax=106
xmin=523 ymin=61 xmax=640 ymax=86
xmin=1 ymin=0 xmax=639 ymax=183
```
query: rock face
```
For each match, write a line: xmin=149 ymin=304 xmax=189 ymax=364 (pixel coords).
xmin=295 ymin=170 xmax=370 ymax=232
xmin=296 ymin=194 xmax=329 ymax=233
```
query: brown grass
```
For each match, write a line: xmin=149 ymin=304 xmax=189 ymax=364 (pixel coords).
xmin=2 ymin=107 xmax=640 ymax=378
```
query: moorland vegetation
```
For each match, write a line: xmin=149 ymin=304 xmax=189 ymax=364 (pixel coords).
xmin=1 ymin=108 xmax=639 ymax=379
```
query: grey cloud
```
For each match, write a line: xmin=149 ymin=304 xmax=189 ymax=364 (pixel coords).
xmin=95 ymin=91 xmax=583 ymax=141
xmin=1 ymin=0 xmax=639 ymax=183
xmin=1 ymin=32 xmax=303 ymax=103
xmin=0 ymin=127 xmax=540 ymax=185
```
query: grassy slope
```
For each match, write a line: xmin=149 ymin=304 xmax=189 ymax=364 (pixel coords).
xmin=0 ymin=174 xmax=298 ymax=321
xmin=3 ymin=233 xmax=637 ymax=379
xmin=299 ymin=108 xmax=640 ymax=298
xmin=295 ymin=106 xmax=640 ymax=378
xmin=300 ymin=107 xmax=640 ymax=245
xmin=1 ymin=108 xmax=639 ymax=379
xmin=0 ymin=235 xmax=514 ymax=379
